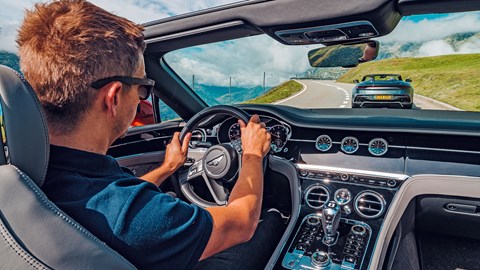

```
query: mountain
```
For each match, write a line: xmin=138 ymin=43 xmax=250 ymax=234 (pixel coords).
xmin=377 ymin=31 xmax=480 ymax=59
xmin=0 ymin=51 xmax=21 ymax=73
xmin=305 ymin=31 xmax=480 ymax=80
xmin=194 ymin=84 xmax=269 ymax=105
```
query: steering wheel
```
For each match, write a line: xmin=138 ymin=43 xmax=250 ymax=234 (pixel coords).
xmin=179 ymin=105 xmax=252 ymax=208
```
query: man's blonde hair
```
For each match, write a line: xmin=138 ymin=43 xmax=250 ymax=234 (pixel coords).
xmin=17 ymin=0 xmax=145 ymax=134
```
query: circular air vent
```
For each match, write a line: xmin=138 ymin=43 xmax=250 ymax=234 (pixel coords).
xmin=354 ymin=191 xmax=386 ymax=219
xmin=305 ymin=185 xmax=330 ymax=209
xmin=191 ymin=129 xmax=206 ymax=142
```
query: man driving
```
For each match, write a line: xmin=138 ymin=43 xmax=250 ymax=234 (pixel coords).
xmin=17 ymin=0 xmax=284 ymax=269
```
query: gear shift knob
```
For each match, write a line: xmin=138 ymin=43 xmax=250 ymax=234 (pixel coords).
xmin=322 ymin=201 xmax=341 ymax=245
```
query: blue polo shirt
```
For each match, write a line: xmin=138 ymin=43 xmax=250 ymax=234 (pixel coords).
xmin=42 ymin=145 xmax=213 ymax=269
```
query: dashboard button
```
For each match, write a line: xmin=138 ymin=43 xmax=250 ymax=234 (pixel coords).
xmin=345 ymin=256 xmax=356 ymax=264
xmin=296 ymin=244 xmax=307 ymax=251
xmin=387 ymin=179 xmax=397 ymax=187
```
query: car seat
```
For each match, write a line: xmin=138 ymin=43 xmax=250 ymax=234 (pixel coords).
xmin=0 ymin=65 xmax=136 ymax=269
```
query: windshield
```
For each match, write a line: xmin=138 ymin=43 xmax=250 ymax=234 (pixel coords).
xmin=165 ymin=11 xmax=480 ymax=112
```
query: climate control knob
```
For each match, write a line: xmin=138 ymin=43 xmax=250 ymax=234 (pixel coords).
xmin=311 ymin=251 xmax=331 ymax=268
xmin=351 ymin=225 xmax=367 ymax=236
xmin=306 ymin=215 xmax=321 ymax=227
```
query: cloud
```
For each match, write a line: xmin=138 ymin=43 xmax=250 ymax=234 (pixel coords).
xmin=379 ymin=12 xmax=480 ymax=43
xmin=0 ymin=0 xmax=240 ymax=52
xmin=417 ymin=40 xmax=456 ymax=57
xmin=165 ymin=35 xmax=317 ymax=87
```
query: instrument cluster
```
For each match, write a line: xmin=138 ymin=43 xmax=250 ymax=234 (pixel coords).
xmin=217 ymin=115 xmax=292 ymax=153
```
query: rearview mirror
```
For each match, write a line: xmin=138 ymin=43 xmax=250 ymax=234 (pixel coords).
xmin=405 ymin=78 xmax=412 ymax=82
xmin=353 ymin=79 xmax=360 ymax=84
xmin=308 ymin=41 xmax=379 ymax=68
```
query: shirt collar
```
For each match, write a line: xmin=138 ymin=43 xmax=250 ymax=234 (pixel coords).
xmin=49 ymin=145 xmax=125 ymax=177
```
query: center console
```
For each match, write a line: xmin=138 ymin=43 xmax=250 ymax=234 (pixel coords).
xmin=276 ymin=164 xmax=407 ymax=270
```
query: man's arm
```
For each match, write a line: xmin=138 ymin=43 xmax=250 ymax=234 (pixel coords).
xmin=140 ymin=132 xmax=191 ymax=186
xmin=200 ymin=114 xmax=271 ymax=260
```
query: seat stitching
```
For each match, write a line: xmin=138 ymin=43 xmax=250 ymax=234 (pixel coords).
xmin=11 ymin=165 xmax=136 ymax=268
xmin=0 ymin=217 xmax=50 ymax=269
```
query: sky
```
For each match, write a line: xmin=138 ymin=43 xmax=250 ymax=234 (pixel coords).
xmin=0 ymin=0 xmax=479 ymax=87
xmin=0 ymin=0 xmax=242 ymax=52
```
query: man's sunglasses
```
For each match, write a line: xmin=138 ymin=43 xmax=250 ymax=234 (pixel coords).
xmin=91 ymin=76 xmax=155 ymax=100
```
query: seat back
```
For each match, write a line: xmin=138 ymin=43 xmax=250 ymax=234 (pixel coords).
xmin=0 ymin=65 xmax=136 ymax=269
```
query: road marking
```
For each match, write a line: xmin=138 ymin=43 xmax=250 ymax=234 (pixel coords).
xmin=274 ymin=80 xmax=308 ymax=104
xmin=314 ymin=81 xmax=351 ymax=108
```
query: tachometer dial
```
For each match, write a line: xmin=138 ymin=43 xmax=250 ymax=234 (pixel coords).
xmin=315 ymin=135 xmax=333 ymax=152
xmin=341 ymin=137 xmax=359 ymax=154
xmin=228 ymin=123 xmax=241 ymax=142
xmin=269 ymin=125 xmax=289 ymax=153
xmin=368 ymin=138 xmax=388 ymax=156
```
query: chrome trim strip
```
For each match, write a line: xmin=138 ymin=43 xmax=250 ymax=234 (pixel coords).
xmin=408 ymin=146 xmax=480 ymax=155
xmin=295 ymin=163 xmax=409 ymax=181
xmin=289 ymin=138 xmax=316 ymax=143
xmin=388 ymin=145 xmax=406 ymax=149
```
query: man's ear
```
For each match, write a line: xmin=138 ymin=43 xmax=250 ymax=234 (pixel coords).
xmin=104 ymin=82 xmax=123 ymax=117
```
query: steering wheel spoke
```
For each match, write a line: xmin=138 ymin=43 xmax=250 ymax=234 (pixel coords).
xmin=200 ymin=172 xmax=229 ymax=205
xmin=186 ymin=159 xmax=204 ymax=181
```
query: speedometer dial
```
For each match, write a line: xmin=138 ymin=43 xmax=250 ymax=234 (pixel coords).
xmin=368 ymin=138 xmax=388 ymax=156
xmin=341 ymin=136 xmax=359 ymax=154
xmin=228 ymin=123 xmax=241 ymax=142
xmin=269 ymin=125 xmax=289 ymax=153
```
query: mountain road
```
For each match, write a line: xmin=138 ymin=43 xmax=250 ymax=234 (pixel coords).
xmin=274 ymin=80 xmax=459 ymax=111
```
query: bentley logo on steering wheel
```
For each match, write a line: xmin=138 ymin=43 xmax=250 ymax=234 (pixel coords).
xmin=207 ymin=155 xmax=225 ymax=167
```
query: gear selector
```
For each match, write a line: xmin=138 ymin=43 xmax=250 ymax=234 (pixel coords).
xmin=322 ymin=201 xmax=341 ymax=245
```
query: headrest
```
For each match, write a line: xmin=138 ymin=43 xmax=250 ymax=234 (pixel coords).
xmin=0 ymin=65 xmax=49 ymax=187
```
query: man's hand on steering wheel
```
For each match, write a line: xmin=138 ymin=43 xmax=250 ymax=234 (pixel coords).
xmin=238 ymin=115 xmax=271 ymax=158
xmin=163 ymin=132 xmax=192 ymax=173
xmin=139 ymin=132 xmax=191 ymax=186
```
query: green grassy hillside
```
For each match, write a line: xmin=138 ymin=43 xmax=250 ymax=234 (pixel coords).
xmin=244 ymin=80 xmax=303 ymax=104
xmin=337 ymin=54 xmax=480 ymax=111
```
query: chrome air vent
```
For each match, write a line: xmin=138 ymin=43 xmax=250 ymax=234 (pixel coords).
xmin=191 ymin=129 xmax=206 ymax=142
xmin=305 ymin=185 xmax=330 ymax=209
xmin=354 ymin=191 xmax=386 ymax=219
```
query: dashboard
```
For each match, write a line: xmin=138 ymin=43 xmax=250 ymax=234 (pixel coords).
xmin=113 ymin=105 xmax=480 ymax=270
xmin=182 ymin=105 xmax=480 ymax=270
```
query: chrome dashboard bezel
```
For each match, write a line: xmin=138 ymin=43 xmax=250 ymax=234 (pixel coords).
xmin=315 ymin=135 xmax=333 ymax=152
xmin=368 ymin=138 xmax=389 ymax=157
xmin=341 ymin=136 xmax=360 ymax=154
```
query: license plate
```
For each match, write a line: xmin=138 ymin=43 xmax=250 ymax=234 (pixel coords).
xmin=374 ymin=95 xmax=393 ymax=100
